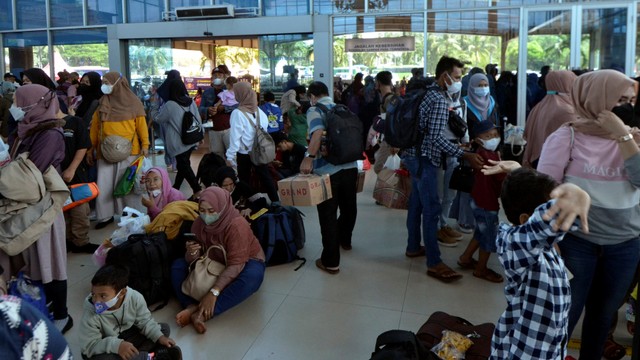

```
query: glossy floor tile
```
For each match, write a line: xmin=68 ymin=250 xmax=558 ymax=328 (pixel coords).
xmin=63 ymin=159 xmax=632 ymax=359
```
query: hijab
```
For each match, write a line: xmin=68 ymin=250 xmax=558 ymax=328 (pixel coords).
xmin=157 ymin=70 xmax=182 ymax=103
xmin=523 ymin=71 xmax=578 ymax=165
xmin=146 ymin=167 xmax=175 ymax=211
xmin=191 ymin=187 xmax=242 ymax=245
xmin=22 ymin=68 xmax=56 ymax=90
xmin=75 ymin=71 xmax=103 ymax=118
xmin=98 ymin=71 xmax=146 ymax=122
xmin=213 ymin=166 xmax=238 ymax=187
xmin=167 ymin=79 xmax=192 ymax=107
xmin=466 ymin=73 xmax=491 ymax=120
xmin=15 ymin=84 xmax=60 ymax=139
xmin=234 ymin=82 xmax=257 ymax=114
xmin=569 ymin=69 xmax=635 ymax=139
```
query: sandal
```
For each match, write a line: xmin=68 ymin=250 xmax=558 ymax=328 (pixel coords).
xmin=603 ymin=337 xmax=626 ymax=360
xmin=473 ymin=268 xmax=504 ymax=283
xmin=427 ymin=263 xmax=462 ymax=283
xmin=457 ymin=258 xmax=478 ymax=270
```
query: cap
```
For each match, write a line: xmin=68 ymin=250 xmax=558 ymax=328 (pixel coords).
xmin=473 ymin=120 xmax=498 ymax=138
xmin=3 ymin=72 xmax=16 ymax=79
xmin=212 ymin=67 xmax=223 ymax=74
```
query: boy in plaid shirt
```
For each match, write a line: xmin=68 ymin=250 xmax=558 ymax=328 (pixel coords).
xmin=483 ymin=164 xmax=590 ymax=360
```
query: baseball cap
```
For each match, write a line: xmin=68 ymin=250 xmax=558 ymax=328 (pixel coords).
xmin=472 ymin=120 xmax=498 ymax=138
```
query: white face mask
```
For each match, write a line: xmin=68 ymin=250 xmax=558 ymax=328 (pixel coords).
xmin=9 ymin=104 xmax=25 ymax=121
xmin=213 ymin=78 xmax=224 ymax=86
xmin=94 ymin=289 xmax=122 ymax=314
xmin=150 ymin=189 xmax=161 ymax=198
xmin=474 ymin=87 xmax=490 ymax=97
xmin=101 ymin=77 xmax=120 ymax=95
xmin=480 ymin=137 xmax=501 ymax=152
xmin=446 ymin=73 xmax=462 ymax=95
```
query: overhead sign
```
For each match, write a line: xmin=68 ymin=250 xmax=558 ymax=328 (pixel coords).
xmin=345 ymin=37 xmax=415 ymax=53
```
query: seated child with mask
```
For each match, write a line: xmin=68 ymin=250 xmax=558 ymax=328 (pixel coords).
xmin=141 ymin=167 xmax=186 ymax=220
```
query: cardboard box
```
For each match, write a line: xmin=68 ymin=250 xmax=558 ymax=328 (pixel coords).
xmin=356 ymin=171 xmax=366 ymax=193
xmin=278 ymin=174 xmax=332 ymax=206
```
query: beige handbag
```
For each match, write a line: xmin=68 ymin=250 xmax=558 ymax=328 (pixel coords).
xmin=100 ymin=119 xmax=133 ymax=163
xmin=181 ymin=245 xmax=227 ymax=300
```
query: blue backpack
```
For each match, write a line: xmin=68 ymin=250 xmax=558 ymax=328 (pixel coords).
xmin=252 ymin=206 xmax=306 ymax=270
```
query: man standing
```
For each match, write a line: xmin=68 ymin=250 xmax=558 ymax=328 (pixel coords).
xmin=300 ymin=81 xmax=358 ymax=275
xmin=199 ymin=65 xmax=231 ymax=158
xmin=402 ymin=56 xmax=483 ymax=283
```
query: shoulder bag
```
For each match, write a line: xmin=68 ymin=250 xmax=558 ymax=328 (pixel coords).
xmin=100 ymin=117 xmax=134 ymax=163
xmin=181 ymin=245 xmax=227 ymax=300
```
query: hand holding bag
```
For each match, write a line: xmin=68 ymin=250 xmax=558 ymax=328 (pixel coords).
xmin=181 ymin=245 xmax=227 ymax=300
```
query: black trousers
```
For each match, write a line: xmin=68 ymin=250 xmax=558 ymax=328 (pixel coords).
xmin=317 ymin=168 xmax=358 ymax=268
xmin=84 ymin=323 xmax=170 ymax=360
xmin=173 ymin=148 xmax=201 ymax=195
xmin=237 ymin=153 xmax=279 ymax=202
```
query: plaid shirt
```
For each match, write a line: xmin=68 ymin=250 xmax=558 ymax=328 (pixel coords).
xmin=491 ymin=200 xmax=578 ymax=360
xmin=405 ymin=85 xmax=464 ymax=165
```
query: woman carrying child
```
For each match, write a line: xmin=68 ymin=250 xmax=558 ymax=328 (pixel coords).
xmin=171 ymin=187 xmax=266 ymax=334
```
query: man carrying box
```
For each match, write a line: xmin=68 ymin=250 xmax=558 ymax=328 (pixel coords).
xmin=300 ymin=81 xmax=359 ymax=275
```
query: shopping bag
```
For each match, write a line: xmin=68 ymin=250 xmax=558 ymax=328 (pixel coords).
xmin=133 ymin=157 xmax=153 ymax=195
xmin=373 ymin=168 xmax=411 ymax=209
xmin=114 ymin=156 xmax=144 ymax=197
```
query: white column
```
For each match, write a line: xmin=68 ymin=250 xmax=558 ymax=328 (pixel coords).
xmin=312 ymin=14 xmax=333 ymax=95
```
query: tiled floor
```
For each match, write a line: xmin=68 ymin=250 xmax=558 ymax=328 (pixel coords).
xmin=63 ymin=155 xmax=633 ymax=359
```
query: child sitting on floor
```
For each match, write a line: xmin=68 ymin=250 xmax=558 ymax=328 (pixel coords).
xmin=484 ymin=163 xmax=591 ymax=360
xmin=80 ymin=265 xmax=182 ymax=360
xmin=141 ymin=167 xmax=186 ymax=220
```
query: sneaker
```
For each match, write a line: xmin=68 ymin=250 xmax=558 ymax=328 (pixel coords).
xmin=457 ymin=223 xmax=474 ymax=234
xmin=437 ymin=229 xmax=458 ymax=247
xmin=155 ymin=346 xmax=182 ymax=360
xmin=54 ymin=315 xmax=73 ymax=334
xmin=441 ymin=225 xmax=463 ymax=240
xmin=67 ymin=242 xmax=99 ymax=254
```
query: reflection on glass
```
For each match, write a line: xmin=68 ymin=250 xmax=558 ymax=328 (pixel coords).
xmin=582 ymin=7 xmax=627 ymax=71
xmin=315 ymin=0 xmax=365 ymax=15
xmin=128 ymin=0 xmax=163 ymax=23
xmin=88 ymin=0 xmax=123 ymax=25
xmin=52 ymin=29 xmax=109 ymax=76
xmin=263 ymin=0 xmax=309 ymax=16
xmin=526 ymin=10 xmax=572 ymax=71
xmin=129 ymin=39 xmax=173 ymax=80
xmin=17 ymin=0 xmax=47 ymax=29
xmin=0 ymin=1 xmax=13 ymax=30
xmin=170 ymin=0 xmax=210 ymax=9
xmin=50 ymin=0 xmax=83 ymax=27
xmin=259 ymin=34 xmax=314 ymax=92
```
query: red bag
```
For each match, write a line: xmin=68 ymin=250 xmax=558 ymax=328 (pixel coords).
xmin=416 ymin=311 xmax=495 ymax=360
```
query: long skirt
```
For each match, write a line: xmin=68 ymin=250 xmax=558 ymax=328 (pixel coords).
xmin=95 ymin=156 xmax=144 ymax=220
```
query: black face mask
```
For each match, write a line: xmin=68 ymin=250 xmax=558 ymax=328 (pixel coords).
xmin=612 ymin=103 xmax=639 ymax=128
xmin=77 ymin=84 xmax=90 ymax=96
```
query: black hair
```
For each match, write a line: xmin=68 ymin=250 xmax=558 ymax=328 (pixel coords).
xmin=91 ymin=265 xmax=129 ymax=292
xmin=435 ymin=56 xmax=465 ymax=80
xmin=294 ymin=85 xmax=307 ymax=95
xmin=264 ymin=91 xmax=275 ymax=102
xmin=269 ymin=131 xmax=289 ymax=145
xmin=500 ymin=168 xmax=559 ymax=225
xmin=375 ymin=71 xmax=393 ymax=86
xmin=307 ymin=81 xmax=329 ymax=97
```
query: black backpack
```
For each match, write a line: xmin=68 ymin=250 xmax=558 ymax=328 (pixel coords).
xmin=282 ymin=205 xmax=305 ymax=250
xmin=384 ymin=88 xmax=427 ymax=149
xmin=105 ymin=232 xmax=172 ymax=311
xmin=316 ymin=103 xmax=363 ymax=165
xmin=371 ymin=330 xmax=430 ymax=360
xmin=181 ymin=107 xmax=204 ymax=145
xmin=252 ymin=206 xmax=306 ymax=270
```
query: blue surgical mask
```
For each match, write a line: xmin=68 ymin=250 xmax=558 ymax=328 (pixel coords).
xmin=446 ymin=73 xmax=462 ymax=95
xmin=94 ymin=289 xmax=122 ymax=314
xmin=9 ymin=104 xmax=25 ymax=121
xmin=474 ymin=87 xmax=490 ymax=97
xmin=201 ymin=213 xmax=220 ymax=225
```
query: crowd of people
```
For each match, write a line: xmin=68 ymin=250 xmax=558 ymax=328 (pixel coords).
xmin=1 ymin=55 xmax=640 ymax=360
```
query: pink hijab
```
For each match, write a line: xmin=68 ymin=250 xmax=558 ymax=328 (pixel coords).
xmin=191 ymin=187 xmax=242 ymax=246
xmin=146 ymin=167 xmax=179 ymax=210
xmin=523 ymin=71 xmax=577 ymax=165
xmin=15 ymin=84 xmax=60 ymax=139
xmin=569 ymin=69 xmax=636 ymax=139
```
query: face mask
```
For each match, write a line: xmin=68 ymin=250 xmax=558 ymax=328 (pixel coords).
xmin=150 ymin=189 xmax=161 ymax=198
xmin=94 ymin=290 xmax=121 ymax=314
xmin=9 ymin=104 xmax=25 ymax=121
xmin=213 ymin=78 xmax=223 ymax=86
xmin=446 ymin=73 xmax=462 ymax=95
xmin=480 ymin=137 xmax=501 ymax=152
xmin=101 ymin=84 xmax=113 ymax=95
xmin=473 ymin=87 xmax=490 ymax=97
xmin=201 ymin=213 xmax=220 ymax=225
xmin=77 ymin=84 xmax=90 ymax=96
xmin=612 ymin=103 xmax=638 ymax=127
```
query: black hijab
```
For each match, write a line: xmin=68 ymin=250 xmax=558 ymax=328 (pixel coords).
xmin=75 ymin=71 xmax=103 ymax=118
xmin=157 ymin=70 xmax=182 ymax=103
xmin=22 ymin=68 xmax=57 ymax=90
xmin=168 ymin=78 xmax=192 ymax=107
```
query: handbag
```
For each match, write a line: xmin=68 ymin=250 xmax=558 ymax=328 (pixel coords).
xmin=181 ymin=245 xmax=227 ymax=300
xmin=503 ymin=123 xmax=527 ymax=157
xmin=449 ymin=163 xmax=474 ymax=193
xmin=100 ymin=118 xmax=133 ymax=163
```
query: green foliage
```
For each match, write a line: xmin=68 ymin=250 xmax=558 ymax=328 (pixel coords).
xmin=55 ymin=44 xmax=108 ymax=67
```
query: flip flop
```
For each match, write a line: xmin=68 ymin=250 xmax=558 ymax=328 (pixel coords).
xmin=603 ymin=337 xmax=626 ymax=360
xmin=427 ymin=264 xmax=463 ymax=283
xmin=457 ymin=258 xmax=478 ymax=270
xmin=473 ymin=268 xmax=504 ymax=283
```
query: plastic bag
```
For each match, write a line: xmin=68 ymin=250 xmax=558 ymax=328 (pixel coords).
xmin=0 ymin=137 xmax=10 ymax=168
xmin=8 ymin=272 xmax=52 ymax=320
xmin=383 ymin=154 xmax=401 ymax=171
xmin=133 ymin=157 xmax=153 ymax=195
xmin=114 ymin=156 xmax=145 ymax=197
xmin=92 ymin=241 xmax=113 ymax=267
xmin=110 ymin=207 xmax=150 ymax=246
xmin=430 ymin=330 xmax=474 ymax=360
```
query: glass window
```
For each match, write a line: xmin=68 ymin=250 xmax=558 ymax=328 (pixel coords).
xmin=582 ymin=7 xmax=627 ymax=71
xmin=50 ymin=0 xmax=84 ymax=27
xmin=263 ymin=0 xmax=309 ymax=16
xmin=52 ymin=29 xmax=109 ymax=76
xmin=314 ymin=0 xmax=364 ymax=15
xmin=526 ymin=10 xmax=572 ymax=72
xmin=171 ymin=0 xmax=211 ymax=10
xmin=259 ymin=34 xmax=313 ymax=92
xmin=3 ymin=31 xmax=49 ymax=77
xmin=16 ymin=0 xmax=47 ymax=29
xmin=374 ymin=0 xmax=424 ymax=12
xmin=128 ymin=0 xmax=163 ymax=23
xmin=88 ymin=0 xmax=123 ymax=24
xmin=0 ymin=1 xmax=13 ymax=30
xmin=129 ymin=39 xmax=173 ymax=81
xmin=637 ymin=3 xmax=640 ymax=77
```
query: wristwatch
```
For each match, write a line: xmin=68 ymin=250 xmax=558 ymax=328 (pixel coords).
xmin=304 ymin=151 xmax=316 ymax=158
xmin=617 ymin=133 xmax=633 ymax=143
xmin=210 ymin=288 xmax=220 ymax=297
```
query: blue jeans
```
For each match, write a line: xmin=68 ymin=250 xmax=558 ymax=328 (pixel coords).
xmin=171 ymin=258 xmax=266 ymax=316
xmin=404 ymin=156 xmax=442 ymax=267
xmin=437 ymin=155 xmax=458 ymax=228
xmin=559 ymin=234 xmax=640 ymax=359
xmin=470 ymin=199 xmax=498 ymax=253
